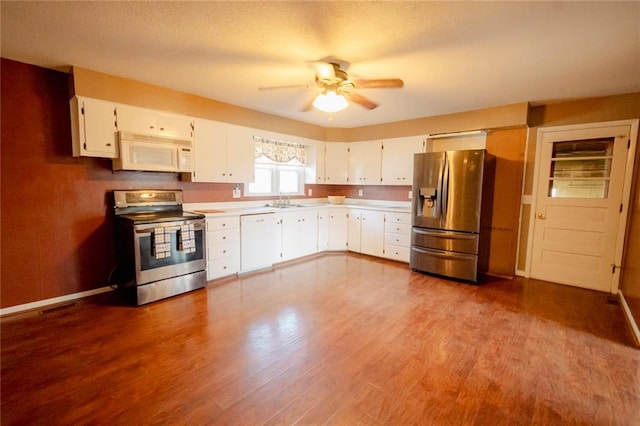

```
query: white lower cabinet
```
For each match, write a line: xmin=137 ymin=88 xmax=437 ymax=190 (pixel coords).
xmin=317 ymin=208 xmax=330 ymax=252
xmin=384 ymin=212 xmax=412 ymax=263
xmin=328 ymin=208 xmax=348 ymax=250
xmin=205 ymin=216 xmax=240 ymax=281
xmin=281 ymin=210 xmax=318 ymax=262
xmin=348 ymin=209 xmax=385 ymax=257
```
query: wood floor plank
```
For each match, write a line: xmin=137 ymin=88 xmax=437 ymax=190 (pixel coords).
xmin=2 ymin=253 xmax=639 ymax=425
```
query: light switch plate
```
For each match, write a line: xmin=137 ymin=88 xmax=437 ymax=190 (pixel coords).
xmin=308 ymin=188 xmax=312 ymax=196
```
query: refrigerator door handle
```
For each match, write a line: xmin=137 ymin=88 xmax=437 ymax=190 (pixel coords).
xmin=411 ymin=246 xmax=475 ymax=260
xmin=441 ymin=156 xmax=449 ymax=221
xmin=413 ymin=228 xmax=477 ymax=240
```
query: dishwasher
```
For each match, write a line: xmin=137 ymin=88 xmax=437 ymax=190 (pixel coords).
xmin=240 ymin=212 xmax=279 ymax=272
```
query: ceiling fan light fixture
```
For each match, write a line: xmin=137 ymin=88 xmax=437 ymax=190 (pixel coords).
xmin=313 ymin=90 xmax=348 ymax=113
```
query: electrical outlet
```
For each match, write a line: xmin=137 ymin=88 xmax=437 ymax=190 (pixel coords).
xmin=408 ymin=190 xmax=413 ymax=199
xmin=232 ymin=185 xmax=241 ymax=198
xmin=308 ymin=188 xmax=312 ymax=196
xmin=358 ymin=189 xmax=363 ymax=197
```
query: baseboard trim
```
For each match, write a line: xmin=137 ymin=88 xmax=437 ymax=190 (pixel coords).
xmin=1 ymin=286 xmax=114 ymax=317
xmin=618 ymin=290 xmax=640 ymax=347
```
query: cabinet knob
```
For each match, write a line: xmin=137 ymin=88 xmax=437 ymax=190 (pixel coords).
xmin=223 ymin=250 xmax=227 ymax=254
xmin=222 ymin=236 xmax=226 ymax=240
xmin=229 ymin=173 xmax=233 ymax=176
xmin=160 ymin=127 xmax=165 ymax=131
xmin=150 ymin=125 xmax=155 ymax=129
xmin=222 ymin=223 xmax=226 ymax=227
xmin=106 ymin=143 xmax=112 ymax=147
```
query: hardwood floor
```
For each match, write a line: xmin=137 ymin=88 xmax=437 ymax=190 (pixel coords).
xmin=2 ymin=253 xmax=639 ymax=425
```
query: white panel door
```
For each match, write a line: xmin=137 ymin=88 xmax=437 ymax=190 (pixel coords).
xmin=530 ymin=122 xmax=636 ymax=292
xmin=324 ymin=142 xmax=350 ymax=184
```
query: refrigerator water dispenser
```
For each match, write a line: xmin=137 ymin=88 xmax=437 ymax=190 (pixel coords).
xmin=419 ymin=187 xmax=437 ymax=218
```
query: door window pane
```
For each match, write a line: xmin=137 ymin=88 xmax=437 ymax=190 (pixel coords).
xmin=548 ymin=137 xmax=614 ymax=198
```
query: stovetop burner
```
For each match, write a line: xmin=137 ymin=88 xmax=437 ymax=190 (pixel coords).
xmin=113 ymin=189 xmax=204 ymax=224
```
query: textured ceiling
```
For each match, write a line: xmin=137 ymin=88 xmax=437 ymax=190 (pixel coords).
xmin=2 ymin=1 xmax=639 ymax=128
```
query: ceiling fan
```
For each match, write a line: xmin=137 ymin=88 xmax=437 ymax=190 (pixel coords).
xmin=259 ymin=61 xmax=404 ymax=112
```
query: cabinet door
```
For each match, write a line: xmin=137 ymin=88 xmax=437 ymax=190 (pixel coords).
xmin=317 ymin=208 xmax=329 ymax=252
xmin=281 ymin=212 xmax=300 ymax=262
xmin=361 ymin=210 xmax=385 ymax=257
xmin=305 ymin=141 xmax=325 ymax=184
xmin=226 ymin=125 xmax=256 ymax=183
xmin=328 ymin=208 xmax=348 ymax=250
xmin=71 ymin=97 xmax=118 ymax=158
xmin=349 ymin=141 xmax=382 ymax=185
xmin=381 ymin=136 xmax=425 ymax=185
xmin=299 ymin=210 xmax=318 ymax=256
xmin=347 ymin=209 xmax=362 ymax=252
xmin=116 ymin=104 xmax=158 ymax=135
xmin=156 ymin=111 xmax=193 ymax=140
xmin=191 ymin=118 xmax=228 ymax=182
xmin=325 ymin=142 xmax=350 ymax=184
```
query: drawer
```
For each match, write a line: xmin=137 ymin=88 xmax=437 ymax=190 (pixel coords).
xmin=411 ymin=228 xmax=479 ymax=255
xmin=384 ymin=244 xmax=410 ymax=263
xmin=207 ymin=228 xmax=239 ymax=244
xmin=410 ymin=246 xmax=478 ymax=282
xmin=386 ymin=212 xmax=411 ymax=225
xmin=386 ymin=223 xmax=411 ymax=235
xmin=385 ymin=233 xmax=410 ymax=247
xmin=206 ymin=216 xmax=239 ymax=232
xmin=208 ymin=241 xmax=240 ymax=260
xmin=208 ymin=257 xmax=240 ymax=280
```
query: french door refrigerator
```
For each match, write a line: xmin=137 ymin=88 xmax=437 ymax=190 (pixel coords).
xmin=410 ymin=149 xmax=495 ymax=282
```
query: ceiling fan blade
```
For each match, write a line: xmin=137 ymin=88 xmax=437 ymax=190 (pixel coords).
xmin=353 ymin=79 xmax=404 ymax=89
xmin=344 ymin=92 xmax=378 ymax=110
xmin=258 ymin=84 xmax=311 ymax=91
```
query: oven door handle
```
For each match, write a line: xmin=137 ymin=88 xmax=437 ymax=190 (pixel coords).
xmin=135 ymin=224 xmax=204 ymax=234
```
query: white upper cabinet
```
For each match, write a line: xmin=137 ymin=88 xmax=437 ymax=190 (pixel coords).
xmin=189 ymin=118 xmax=227 ymax=182
xmin=116 ymin=104 xmax=193 ymax=140
xmin=324 ymin=142 xmax=350 ymax=184
xmin=381 ymin=136 xmax=425 ymax=185
xmin=305 ymin=140 xmax=326 ymax=184
xmin=348 ymin=141 xmax=382 ymax=185
xmin=187 ymin=119 xmax=254 ymax=183
xmin=226 ymin=124 xmax=256 ymax=183
xmin=70 ymin=96 xmax=118 ymax=158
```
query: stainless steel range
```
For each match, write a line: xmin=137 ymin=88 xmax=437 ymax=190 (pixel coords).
xmin=113 ymin=189 xmax=206 ymax=305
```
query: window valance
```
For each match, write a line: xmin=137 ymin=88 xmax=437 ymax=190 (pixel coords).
xmin=254 ymin=136 xmax=307 ymax=165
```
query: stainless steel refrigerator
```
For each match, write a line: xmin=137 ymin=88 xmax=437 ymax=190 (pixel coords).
xmin=410 ymin=149 xmax=495 ymax=282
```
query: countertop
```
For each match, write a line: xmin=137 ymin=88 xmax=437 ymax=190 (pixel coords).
xmin=186 ymin=199 xmax=411 ymax=218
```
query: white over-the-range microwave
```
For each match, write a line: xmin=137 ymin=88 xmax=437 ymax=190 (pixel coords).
xmin=112 ymin=131 xmax=194 ymax=172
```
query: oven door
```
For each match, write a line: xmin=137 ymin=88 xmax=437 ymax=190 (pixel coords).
xmin=133 ymin=219 xmax=205 ymax=285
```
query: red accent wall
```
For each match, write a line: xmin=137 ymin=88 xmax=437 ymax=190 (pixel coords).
xmin=0 ymin=59 xmax=409 ymax=309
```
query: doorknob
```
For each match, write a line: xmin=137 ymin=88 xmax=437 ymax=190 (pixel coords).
xmin=536 ymin=213 xmax=546 ymax=220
